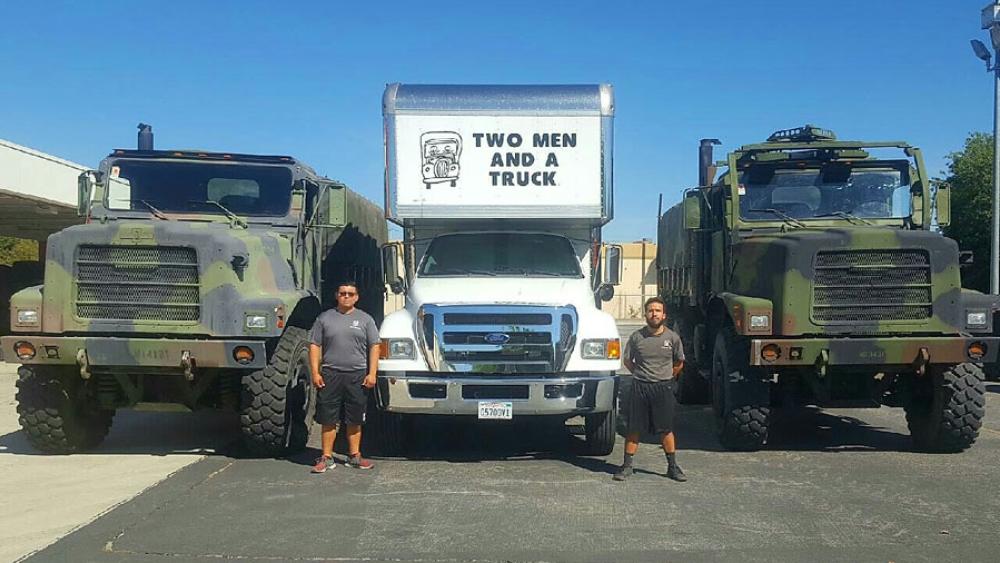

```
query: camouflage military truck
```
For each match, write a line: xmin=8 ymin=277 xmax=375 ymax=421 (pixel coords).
xmin=658 ymin=125 xmax=997 ymax=452
xmin=0 ymin=129 xmax=386 ymax=455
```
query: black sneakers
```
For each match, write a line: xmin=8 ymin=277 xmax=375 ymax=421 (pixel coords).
xmin=666 ymin=463 xmax=687 ymax=482
xmin=612 ymin=465 xmax=634 ymax=481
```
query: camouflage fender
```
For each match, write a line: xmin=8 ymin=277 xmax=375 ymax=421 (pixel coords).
xmin=718 ymin=292 xmax=773 ymax=336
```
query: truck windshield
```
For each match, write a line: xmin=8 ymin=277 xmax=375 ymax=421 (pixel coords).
xmin=739 ymin=165 xmax=911 ymax=222
xmin=105 ymin=160 xmax=293 ymax=217
xmin=420 ymin=233 xmax=583 ymax=278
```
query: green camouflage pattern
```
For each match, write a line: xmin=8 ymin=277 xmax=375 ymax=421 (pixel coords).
xmin=2 ymin=150 xmax=386 ymax=387
xmin=659 ymin=127 xmax=1000 ymax=371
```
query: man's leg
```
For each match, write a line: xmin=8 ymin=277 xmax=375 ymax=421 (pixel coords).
xmin=662 ymin=432 xmax=687 ymax=482
xmin=613 ymin=433 xmax=641 ymax=481
xmin=346 ymin=424 xmax=362 ymax=457
xmin=321 ymin=424 xmax=339 ymax=458
xmin=661 ymin=431 xmax=675 ymax=453
xmin=344 ymin=372 xmax=374 ymax=469
xmin=312 ymin=369 xmax=342 ymax=473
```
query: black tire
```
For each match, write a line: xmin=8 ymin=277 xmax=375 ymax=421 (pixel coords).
xmin=674 ymin=318 xmax=709 ymax=404
xmin=581 ymin=402 xmax=618 ymax=456
xmin=15 ymin=366 xmax=113 ymax=453
xmin=904 ymin=363 xmax=986 ymax=453
xmin=240 ymin=326 xmax=314 ymax=457
xmin=711 ymin=325 xmax=770 ymax=451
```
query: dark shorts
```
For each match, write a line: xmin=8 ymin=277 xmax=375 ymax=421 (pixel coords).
xmin=314 ymin=368 xmax=369 ymax=427
xmin=626 ymin=378 xmax=676 ymax=435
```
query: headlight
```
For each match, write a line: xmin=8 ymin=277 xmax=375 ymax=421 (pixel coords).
xmin=381 ymin=338 xmax=415 ymax=360
xmin=16 ymin=309 xmax=39 ymax=325
xmin=749 ymin=314 xmax=770 ymax=329
xmin=245 ymin=315 xmax=267 ymax=329
xmin=966 ymin=311 xmax=988 ymax=327
xmin=581 ymin=339 xmax=620 ymax=360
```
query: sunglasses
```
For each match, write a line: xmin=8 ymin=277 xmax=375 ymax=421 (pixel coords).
xmin=338 ymin=291 xmax=357 ymax=297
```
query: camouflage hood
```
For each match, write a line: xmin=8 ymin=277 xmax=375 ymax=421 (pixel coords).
xmin=729 ymin=227 xmax=965 ymax=336
xmin=39 ymin=220 xmax=305 ymax=337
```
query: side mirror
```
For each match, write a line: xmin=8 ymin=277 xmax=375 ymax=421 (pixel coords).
xmin=603 ymin=244 xmax=622 ymax=286
xmin=936 ymin=182 xmax=951 ymax=228
xmin=597 ymin=284 xmax=615 ymax=302
xmin=382 ymin=242 xmax=406 ymax=294
xmin=683 ymin=191 xmax=702 ymax=230
xmin=77 ymin=171 xmax=99 ymax=217
xmin=315 ymin=183 xmax=347 ymax=227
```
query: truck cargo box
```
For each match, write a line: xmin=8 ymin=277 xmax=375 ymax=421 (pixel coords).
xmin=383 ymin=83 xmax=614 ymax=224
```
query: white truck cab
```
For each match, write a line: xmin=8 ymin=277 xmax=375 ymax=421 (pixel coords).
xmin=375 ymin=84 xmax=622 ymax=455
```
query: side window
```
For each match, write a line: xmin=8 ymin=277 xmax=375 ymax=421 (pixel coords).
xmin=305 ymin=181 xmax=318 ymax=222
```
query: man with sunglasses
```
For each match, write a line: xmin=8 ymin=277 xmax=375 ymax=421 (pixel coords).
xmin=309 ymin=281 xmax=380 ymax=473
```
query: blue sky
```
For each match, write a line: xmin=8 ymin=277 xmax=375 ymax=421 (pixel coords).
xmin=0 ymin=1 xmax=994 ymax=240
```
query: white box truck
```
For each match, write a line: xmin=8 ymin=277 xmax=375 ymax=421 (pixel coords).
xmin=375 ymin=84 xmax=622 ymax=455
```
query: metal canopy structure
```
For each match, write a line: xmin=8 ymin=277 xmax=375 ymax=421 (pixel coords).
xmin=0 ymin=138 xmax=85 ymax=241
xmin=0 ymin=188 xmax=78 ymax=240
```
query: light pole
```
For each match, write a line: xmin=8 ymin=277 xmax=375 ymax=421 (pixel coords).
xmin=973 ymin=2 xmax=1000 ymax=294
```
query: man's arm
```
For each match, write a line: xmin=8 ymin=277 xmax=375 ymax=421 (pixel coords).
xmin=622 ymin=334 xmax=635 ymax=374
xmin=363 ymin=344 xmax=380 ymax=388
xmin=672 ymin=360 xmax=684 ymax=378
xmin=363 ymin=318 xmax=380 ymax=389
xmin=309 ymin=344 xmax=324 ymax=389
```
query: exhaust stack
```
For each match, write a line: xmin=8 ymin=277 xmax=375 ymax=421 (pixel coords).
xmin=698 ymin=138 xmax=721 ymax=187
xmin=137 ymin=123 xmax=153 ymax=151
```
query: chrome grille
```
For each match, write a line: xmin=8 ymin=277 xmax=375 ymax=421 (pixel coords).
xmin=812 ymin=250 xmax=931 ymax=323
xmin=420 ymin=305 xmax=577 ymax=374
xmin=75 ymin=245 xmax=200 ymax=321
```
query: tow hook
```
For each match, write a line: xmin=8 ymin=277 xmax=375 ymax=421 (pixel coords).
xmin=913 ymin=347 xmax=930 ymax=376
xmin=76 ymin=348 xmax=91 ymax=380
xmin=815 ymin=349 xmax=829 ymax=378
xmin=181 ymin=350 xmax=195 ymax=381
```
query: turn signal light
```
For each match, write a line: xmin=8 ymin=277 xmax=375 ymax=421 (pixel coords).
xmin=233 ymin=346 xmax=255 ymax=365
xmin=968 ymin=342 xmax=987 ymax=360
xmin=761 ymin=344 xmax=781 ymax=363
xmin=15 ymin=341 xmax=36 ymax=360
xmin=606 ymin=339 xmax=621 ymax=360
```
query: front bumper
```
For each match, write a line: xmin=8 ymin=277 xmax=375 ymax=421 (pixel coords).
xmin=749 ymin=336 xmax=999 ymax=367
xmin=0 ymin=335 xmax=267 ymax=370
xmin=376 ymin=372 xmax=618 ymax=416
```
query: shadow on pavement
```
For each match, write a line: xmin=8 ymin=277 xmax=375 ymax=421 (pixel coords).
xmin=0 ymin=409 xmax=241 ymax=456
xmin=986 ymin=384 xmax=1000 ymax=394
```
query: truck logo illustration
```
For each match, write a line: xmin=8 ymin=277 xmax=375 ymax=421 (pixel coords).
xmin=421 ymin=131 xmax=461 ymax=188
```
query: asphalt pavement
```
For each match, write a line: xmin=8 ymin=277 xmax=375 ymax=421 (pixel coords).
xmin=9 ymin=322 xmax=1000 ymax=562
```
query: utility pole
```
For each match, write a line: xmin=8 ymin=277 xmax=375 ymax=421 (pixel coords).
xmin=973 ymin=2 xmax=1000 ymax=294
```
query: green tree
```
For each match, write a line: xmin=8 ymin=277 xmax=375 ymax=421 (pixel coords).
xmin=942 ymin=132 xmax=993 ymax=292
xmin=0 ymin=236 xmax=38 ymax=266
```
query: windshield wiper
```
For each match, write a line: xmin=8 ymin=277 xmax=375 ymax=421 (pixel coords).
xmin=813 ymin=211 xmax=875 ymax=226
xmin=138 ymin=199 xmax=170 ymax=220
xmin=193 ymin=200 xmax=247 ymax=228
xmin=746 ymin=208 xmax=807 ymax=229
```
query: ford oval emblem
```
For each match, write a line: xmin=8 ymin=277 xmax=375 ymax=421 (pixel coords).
xmin=484 ymin=333 xmax=510 ymax=345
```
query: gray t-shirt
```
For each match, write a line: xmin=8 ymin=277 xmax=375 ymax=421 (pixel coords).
xmin=309 ymin=308 xmax=379 ymax=372
xmin=624 ymin=326 xmax=685 ymax=383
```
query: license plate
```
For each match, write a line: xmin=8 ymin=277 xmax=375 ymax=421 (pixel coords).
xmin=478 ymin=401 xmax=513 ymax=420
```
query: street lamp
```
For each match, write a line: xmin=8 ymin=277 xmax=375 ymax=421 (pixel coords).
xmin=974 ymin=3 xmax=1000 ymax=295
xmin=973 ymin=2 xmax=1000 ymax=295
